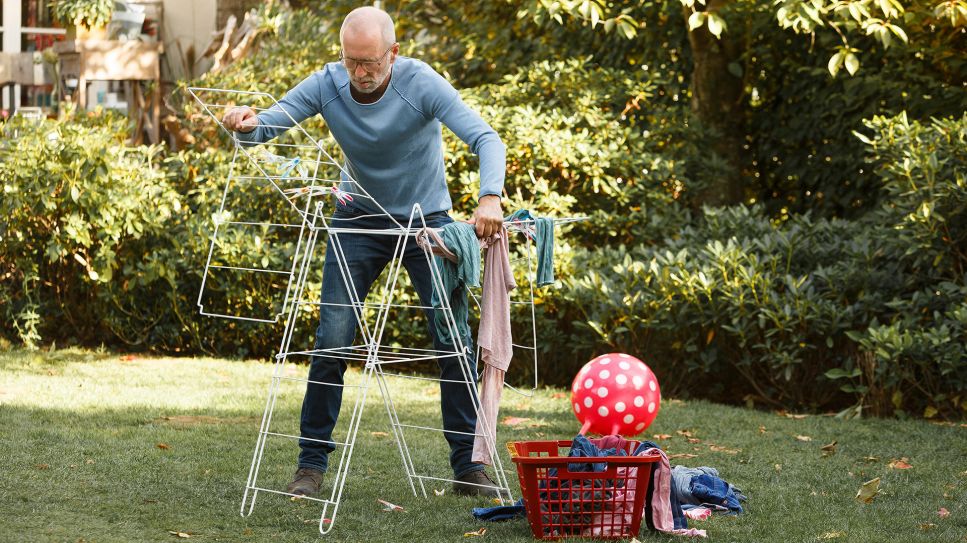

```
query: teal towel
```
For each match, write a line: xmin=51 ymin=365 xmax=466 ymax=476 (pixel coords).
xmin=534 ymin=217 xmax=555 ymax=286
xmin=432 ymin=222 xmax=480 ymax=346
xmin=505 ymin=209 xmax=555 ymax=287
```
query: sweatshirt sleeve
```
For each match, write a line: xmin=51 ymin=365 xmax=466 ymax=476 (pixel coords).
xmin=235 ymin=73 xmax=323 ymax=145
xmin=421 ymin=67 xmax=506 ymax=200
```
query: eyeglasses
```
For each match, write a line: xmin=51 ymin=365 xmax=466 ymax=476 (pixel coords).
xmin=339 ymin=44 xmax=396 ymax=72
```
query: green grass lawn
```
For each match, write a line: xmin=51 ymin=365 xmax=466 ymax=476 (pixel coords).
xmin=0 ymin=348 xmax=964 ymax=542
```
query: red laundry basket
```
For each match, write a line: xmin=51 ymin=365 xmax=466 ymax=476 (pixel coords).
xmin=509 ymin=440 xmax=660 ymax=540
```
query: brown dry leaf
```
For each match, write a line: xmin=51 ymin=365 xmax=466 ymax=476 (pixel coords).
xmin=156 ymin=443 xmax=170 ymax=450
xmin=888 ymin=458 xmax=913 ymax=470
xmin=433 ymin=489 xmax=445 ymax=496
xmin=668 ymin=453 xmax=699 ymax=459
xmin=687 ymin=438 xmax=702 ymax=444
xmin=120 ymin=354 xmax=138 ymax=362
xmin=35 ymin=464 xmax=50 ymax=470
xmin=796 ymin=435 xmax=813 ymax=442
xmin=918 ymin=523 xmax=937 ymax=531
xmin=85 ymin=459 xmax=95 ymax=464
xmin=758 ymin=425 xmax=767 ymax=434
xmin=243 ymin=528 xmax=253 ymax=535
xmin=774 ymin=463 xmax=782 ymax=474
xmin=501 ymin=416 xmax=532 ymax=427
xmin=776 ymin=410 xmax=809 ymax=419
xmin=551 ymin=392 xmax=567 ymax=399
xmin=653 ymin=434 xmax=672 ymax=440
xmin=820 ymin=441 xmax=838 ymax=457
xmin=938 ymin=507 xmax=950 ymax=518
xmin=863 ymin=456 xmax=880 ymax=463
xmin=855 ymin=477 xmax=881 ymax=504
xmin=676 ymin=430 xmax=694 ymax=438
xmin=819 ymin=531 xmax=846 ymax=540
xmin=370 ymin=431 xmax=389 ymax=437
xmin=709 ymin=445 xmax=741 ymax=454
xmin=464 ymin=528 xmax=487 ymax=537
xmin=168 ymin=531 xmax=191 ymax=539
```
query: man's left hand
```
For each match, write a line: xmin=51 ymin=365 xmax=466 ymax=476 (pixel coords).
xmin=469 ymin=194 xmax=503 ymax=238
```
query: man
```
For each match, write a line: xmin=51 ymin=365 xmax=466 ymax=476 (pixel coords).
xmin=222 ymin=6 xmax=504 ymax=498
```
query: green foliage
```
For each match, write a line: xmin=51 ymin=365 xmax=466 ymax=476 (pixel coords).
xmin=50 ymin=0 xmax=113 ymax=29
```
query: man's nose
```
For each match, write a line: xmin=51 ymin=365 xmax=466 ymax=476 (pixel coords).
xmin=354 ymin=63 xmax=369 ymax=77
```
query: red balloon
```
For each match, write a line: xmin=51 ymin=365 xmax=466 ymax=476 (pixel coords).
xmin=570 ymin=353 xmax=661 ymax=437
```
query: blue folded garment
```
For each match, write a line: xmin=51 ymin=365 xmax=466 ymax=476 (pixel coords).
xmin=472 ymin=498 xmax=526 ymax=521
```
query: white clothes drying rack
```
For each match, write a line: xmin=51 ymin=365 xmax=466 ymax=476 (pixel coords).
xmin=187 ymin=87 xmax=583 ymax=535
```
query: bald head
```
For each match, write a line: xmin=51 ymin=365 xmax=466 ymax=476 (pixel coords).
xmin=340 ymin=6 xmax=396 ymax=48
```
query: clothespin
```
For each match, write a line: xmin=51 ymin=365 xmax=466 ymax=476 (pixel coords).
xmin=280 ymin=157 xmax=302 ymax=179
xmin=331 ymin=184 xmax=354 ymax=205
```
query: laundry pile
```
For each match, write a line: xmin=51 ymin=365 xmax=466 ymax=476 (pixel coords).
xmin=473 ymin=435 xmax=745 ymax=539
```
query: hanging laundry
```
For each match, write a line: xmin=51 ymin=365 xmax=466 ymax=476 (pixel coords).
xmin=416 ymin=222 xmax=479 ymax=347
xmin=505 ymin=209 xmax=555 ymax=286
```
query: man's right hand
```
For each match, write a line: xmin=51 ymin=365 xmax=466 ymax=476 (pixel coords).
xmin=222 ymin=106 xmax=259 ymax=133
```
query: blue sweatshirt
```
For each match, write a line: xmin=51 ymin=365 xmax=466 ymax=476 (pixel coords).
xmin=235 ymin=56 xmax=505 ymax=218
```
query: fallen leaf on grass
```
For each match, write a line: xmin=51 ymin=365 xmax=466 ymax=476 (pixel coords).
xmin=820 ymin=441 xmax=837 ymax=457
xmin=551 ymin=392 xmax=567 ymax=399
xmin=862 ymin=456 xmax=880 ymax=463
xmin=464 ymin=528 xmax=487 ymax=537
xmin=501 ymin=416 xmax=532 ymax=427
xmin=156 ymin=443 xmax=170 ymax=450
xmin=434 ymin=489 xmax=446 ymax=496
xmin=85 ymin=458 xmax=95 ymax=464
xmin=120 ymin=354 xmax=138 ymax=362
xmin=35 ymin=464 xmax=50 ymax=470
xmin=676 ymin=430 xmax=694 ymax=438
xmin=370 ymin=431 xmax=389 ymax=437
xmin=777 ymin=411 xmax=809 ymax=419
xmin=819 ymin=531 xmax=845 ymax=540
xmin=708 ymin=445 xmax=740 ymax=454
xmin=302 ymin=518 xmax=332 ymax=525
xmin=668 ymin=453 xmax=699 ymax=459
xmin=938 ymin=507 xmax=950 ymax=518
xmin=888 ymin=458 xmax=913 ymax=469
xmin=796 ymin=435 xmax=813 ymax=442
xmin=653 ymin=434 xmax=671 ymax=440
xmin=378 ymin=499 xmax=405 ymax=512
xmin=855 ymin=477 xmax=881 ymax=504
xmin=168 ymin=531 xmax=191 ymax=539
xmin=758 ymin=425 xmax=767 ymax=434
xmin=918 ymin=523 xmax=936 ymax=531
xmin=687 ymin=438 xmax=702 ymax=444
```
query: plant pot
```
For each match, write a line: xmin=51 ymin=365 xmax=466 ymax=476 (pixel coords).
xmin=66 ymin=24 xmax=108 ymax=41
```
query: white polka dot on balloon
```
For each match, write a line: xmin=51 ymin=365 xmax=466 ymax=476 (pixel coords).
xmin=574 ymin=403 xmax=581 ymax=413
xmin=597 ymin=387 xmax=609 ymax=398
xmin=623 ymin=414 xmax=634 ymax=424
xmin=598 ymin=406 xmax=609 ymax=417
xmin=648 ymin=402 xmax=656 ymax=413
xmin=635 ymin=422 xmax=646 ymax=431
xmin=615 ymin=402 xmax=626 ymax=412
xmin=649 ymin=380 xmax=657 ymax=392
xmin=634 ymin=396 xmax=644 ymax=407
xmin=619 ymin=353 xmax=630 ymax=358
xmin=599 ymin=370 xmax=610 ymax=379
xmin=615 ymin=374 xmax=627 ymax=385
xmin=584 ymin=397 xmax=593 ymax=408
xmin=585 ymin=378 xmax=594 ymax=389
xmin=632 ymin=376 xmax=643 ymax=389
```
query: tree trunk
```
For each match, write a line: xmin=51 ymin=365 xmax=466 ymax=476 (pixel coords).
xmin=685 ymin=0 xmax=746 ymax=207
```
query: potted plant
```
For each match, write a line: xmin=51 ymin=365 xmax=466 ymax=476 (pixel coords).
xmin=50 ymin=0 xmax=113 ymax=40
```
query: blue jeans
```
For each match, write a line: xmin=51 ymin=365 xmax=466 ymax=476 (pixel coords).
xmin=297 ymin=207 xmax=482 ymax=478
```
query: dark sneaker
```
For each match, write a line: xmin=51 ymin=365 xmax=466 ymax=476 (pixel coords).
xmin=286 ymin=467 xmax=324 ymax=497
xmin=453 ymin=469 xmax=500 ymax=498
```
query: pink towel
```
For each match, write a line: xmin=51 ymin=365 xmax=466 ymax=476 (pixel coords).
xmin=471 ymin=228 xmax=516 ymax=465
